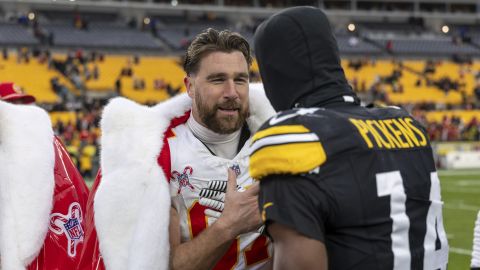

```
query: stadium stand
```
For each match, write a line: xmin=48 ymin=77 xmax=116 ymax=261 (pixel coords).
xmin=371 ymin=37 xmax=480 ymax=56
xmin=44 ymin=24 xmax=164 ymax=50
xmin=154 ymin=15 xmax=230 ymax=49
xmin=0 ymin=23 xmax=38 ymax=46
xmin=0 ymin=52 xmax=59 ymax=103
xmin=336 ymin=35 xmax=383 ymax=55
xmin=0 ymin=0 xmax=479 ymax=176
xmin=425 ymin=110 xmax=480 ymax=123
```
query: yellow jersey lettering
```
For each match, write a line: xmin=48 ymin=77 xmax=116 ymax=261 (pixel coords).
xmin=349 ymin=117 xmax=428 ymax=150
xmin=384 ymin=119 xmax=410 ymax=148
xmin=365 ymin=120 xmax=392 ymax=149
xmin=395 ymin=118 xmax=420 ymax=147
xmin=404 ymin=118 xmax=427 ymax=146
xmin=349 ymin=119 xmax=374 ymax=148
xmin=372 ymin=120 xmax=402 ymax=148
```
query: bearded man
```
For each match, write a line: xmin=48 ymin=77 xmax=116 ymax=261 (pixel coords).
xmin=79 ymin=28 xmax=275 ymax=270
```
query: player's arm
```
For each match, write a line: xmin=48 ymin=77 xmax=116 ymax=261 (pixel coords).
xmin=250 ymin=121 xmax=329 ymax=269
xmin=169 ymin=207 xmax=232 ymax=270
xmin=257 ymin=173 xmax=330 ymax=270
xmin=169 ymin=169 xmax=262 ymax=270
xmin=268 ymin=222 xmax=327 ymax=270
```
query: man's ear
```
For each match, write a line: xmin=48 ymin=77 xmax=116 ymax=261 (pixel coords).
xmin=185 ymin=76 xmax=194 ymax=99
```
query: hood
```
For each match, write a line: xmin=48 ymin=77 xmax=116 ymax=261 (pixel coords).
xmin=254 ymin=6 xmax=359 ymax=111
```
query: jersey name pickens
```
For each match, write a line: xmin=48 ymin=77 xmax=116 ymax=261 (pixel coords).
xmin=168 ymin=123 xmax=271 ymax=270
xmin=349 ymin=117 xmax=428 ymax=149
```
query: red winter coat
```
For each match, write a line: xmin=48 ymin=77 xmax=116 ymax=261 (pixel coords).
xmin=27 ymin=137 xmax=90 ymax=270
xmin=0 ymin=102 xmax=89 ymax=270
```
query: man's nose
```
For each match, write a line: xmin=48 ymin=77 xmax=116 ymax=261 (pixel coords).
xmin=223 ymin=79 xmax=238 ymax=98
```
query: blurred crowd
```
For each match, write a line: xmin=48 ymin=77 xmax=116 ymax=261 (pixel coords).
xmin=413 ymin=112 xmax=480 ymax=142
xmin=52 ymin=100 xmax=103 ymax=179
xmin=346 ymin=58 xmax=480 ymax=143
xmin=3 ymin=49 xmax=480 ymax=178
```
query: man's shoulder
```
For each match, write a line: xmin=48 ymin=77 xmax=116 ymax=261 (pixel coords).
xmin=250 ymin=108 xmax=328 ymax=181
xmin=164 ymin=111 xmax=191 ymax=141
xmin=257 ymin=106 xmax=362 ymax=132
xmin=253 ymin=107 xmax=356 ymax=148
xmin=259 ymin=107 xmax=325 ymax=128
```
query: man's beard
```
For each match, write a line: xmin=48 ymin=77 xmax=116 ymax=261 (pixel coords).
xmin=195 ymin=92 xmax=249 ymax=134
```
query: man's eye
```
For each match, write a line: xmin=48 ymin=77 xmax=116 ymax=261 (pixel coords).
xmin=211 ymin=78 xmax=224 ymax=83
xmin=235 ymin=78 xmax=248 ymax=84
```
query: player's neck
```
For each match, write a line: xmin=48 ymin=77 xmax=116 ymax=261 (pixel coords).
xmin=187 ymin=115 xmax=241 ymax=145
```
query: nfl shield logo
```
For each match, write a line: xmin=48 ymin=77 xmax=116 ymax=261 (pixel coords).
xmin=230 ymin=164 xmax=241 ymax=177
xmin=64 ymin=218 xmax=83 ymax=240
xmin=49 ymin=202 xmax=84 ymax=257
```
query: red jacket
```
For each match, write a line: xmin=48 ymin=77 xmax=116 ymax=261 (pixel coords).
xmin=27 ymin=137 xmax=90 ymax=270
xmin=0 ymin=102 xmax=89 ymax=270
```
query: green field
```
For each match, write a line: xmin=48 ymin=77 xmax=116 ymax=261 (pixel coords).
xmin=440 ymin=169 xmax=480 ymax=269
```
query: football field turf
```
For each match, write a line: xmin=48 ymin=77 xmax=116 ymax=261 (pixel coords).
xmin=440 ymin=169 xmax=480 ymax=269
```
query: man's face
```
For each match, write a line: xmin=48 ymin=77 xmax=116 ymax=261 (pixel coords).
xmin=186 ymin=51 xmax=250 ymax=134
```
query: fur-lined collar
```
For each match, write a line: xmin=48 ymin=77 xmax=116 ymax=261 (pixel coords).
xmin=0 ymin=101 xmax=55 ymax=270
xmin=94 ymin=85 xmax=275 ymax=270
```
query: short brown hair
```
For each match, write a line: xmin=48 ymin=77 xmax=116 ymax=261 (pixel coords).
xmin=183 ymin=28 xmax=252 ymax=75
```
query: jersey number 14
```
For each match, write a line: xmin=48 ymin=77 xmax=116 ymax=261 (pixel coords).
xmin=376 ymin=171 xmax=449 ymax=270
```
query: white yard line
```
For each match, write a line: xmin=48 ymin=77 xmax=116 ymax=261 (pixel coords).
xmin=450 ymin=247 xmax=472 ymax=256
xmin=455 ymin=180 xmax=480 ymax=186
xmin=444 ymin=203 xmax=480 ymax=211
xmin=442 ymin=188 xmax=480 ymax=195
xmin=439 ymin=170 xmax=480 ymax=176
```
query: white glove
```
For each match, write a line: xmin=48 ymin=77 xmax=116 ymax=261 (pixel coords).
xmin=199 ymin=180 xmax=227 ymax=219
xmin=199 ymin=180 xmax=265 ymax=234
xmin=199 ymin=180 xmax=245 ymax=219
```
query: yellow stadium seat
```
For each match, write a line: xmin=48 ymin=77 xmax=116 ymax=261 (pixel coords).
xmin=0 ymin=54 xmax=60 ymax=103
xmin=342 ymin=59 xmax=474 ymax=105
xmin=50 ymin=111 xmax=77 ymax=125
xmin=425 ymin=110 xmax=480 ymax=124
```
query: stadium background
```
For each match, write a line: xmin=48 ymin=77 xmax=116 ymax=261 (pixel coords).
xmin=1 ymin=0 xmax=479 ymax=268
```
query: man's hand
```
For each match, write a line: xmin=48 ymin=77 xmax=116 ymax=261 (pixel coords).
xmin=199 ymin=180 xmax=245 ymax=219
xmin=169 ymin=169 xmax=263 ymax=270
xmin=215 ymin=168 xmax=263 ymax=238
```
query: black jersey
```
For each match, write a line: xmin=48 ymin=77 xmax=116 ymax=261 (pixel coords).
xmin=249 ymin=105 xmax=449 ymax=270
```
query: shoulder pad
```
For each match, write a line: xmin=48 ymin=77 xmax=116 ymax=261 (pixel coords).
xmin=249 ymin=123 xmax=326 ymax=180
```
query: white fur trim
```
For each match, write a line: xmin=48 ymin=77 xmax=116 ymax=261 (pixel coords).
xmin=0 ymin=101 xmax=55 ymax=270
xmin=247 ymin=83 xmax=276 ymax=133
xmin=95 ymin=85 xmax=275 ymax=270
